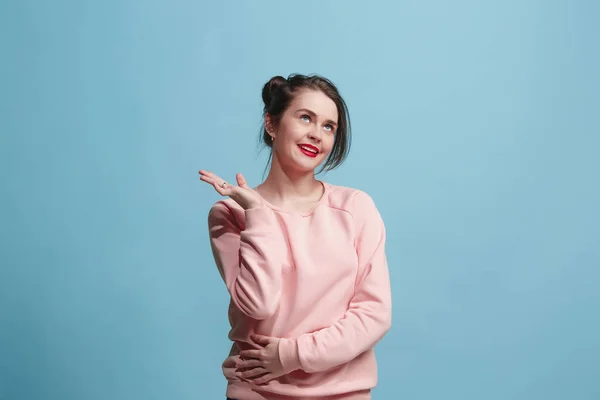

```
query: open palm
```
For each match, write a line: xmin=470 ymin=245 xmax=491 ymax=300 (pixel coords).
xmin=199 ymin=170 xmax=264 ymax=210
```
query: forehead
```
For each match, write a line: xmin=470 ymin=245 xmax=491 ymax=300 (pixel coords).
xmin=288 ymin=89 xmax=338 ymax=121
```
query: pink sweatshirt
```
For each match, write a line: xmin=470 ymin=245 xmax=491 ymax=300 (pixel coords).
xmin=208 ymin=182 xmax=392 ymax=400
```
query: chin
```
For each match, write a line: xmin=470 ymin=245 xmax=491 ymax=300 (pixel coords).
xmin=292 ymin=164 xmax=317 ymax=174
xmin=286 ymin=161 xmax=317 ymax=175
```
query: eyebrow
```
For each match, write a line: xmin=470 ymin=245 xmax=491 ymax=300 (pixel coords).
xmin=296 ymin=108 xmax=337 ymax=127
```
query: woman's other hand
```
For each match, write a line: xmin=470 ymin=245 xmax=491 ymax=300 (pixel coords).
xmin=236 ymin=334 xmax=285 ymax=385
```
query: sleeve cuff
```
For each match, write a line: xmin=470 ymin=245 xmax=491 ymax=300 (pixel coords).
xmin=278 ymin=337 xmax=301 ymax=374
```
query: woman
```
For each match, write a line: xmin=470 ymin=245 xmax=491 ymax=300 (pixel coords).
xmin=199 ymin=74 xmax=392 ymax=400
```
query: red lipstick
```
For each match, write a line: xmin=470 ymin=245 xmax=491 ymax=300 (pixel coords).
xmin=298 ymin=144 xmax=319 ymax=158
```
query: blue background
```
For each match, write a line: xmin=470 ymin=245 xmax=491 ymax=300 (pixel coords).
xmin=1 ymin=1 xmax=599 ymax=399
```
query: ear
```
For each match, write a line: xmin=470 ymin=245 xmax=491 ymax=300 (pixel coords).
xmin=264 ymin=114 xmax=275 ymax=138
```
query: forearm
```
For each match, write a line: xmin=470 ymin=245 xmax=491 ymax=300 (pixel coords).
xmin=209 ymin=204 xmax=286 ymax=320
xmin=278 ymin=298 xmax=391 ymax=373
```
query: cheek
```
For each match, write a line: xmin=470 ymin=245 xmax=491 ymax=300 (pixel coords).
xmin=322 ymin=135 xmax=336 ymax=154
xmin=279 ymin=121 xmax=304 ymax=140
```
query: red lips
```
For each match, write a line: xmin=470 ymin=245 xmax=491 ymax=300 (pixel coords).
xmin=298 ymin=144 xmax=319 ymax=158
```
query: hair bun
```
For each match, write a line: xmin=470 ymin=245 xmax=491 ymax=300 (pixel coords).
xmin=262 ymin=76 xmax=287 ymax=108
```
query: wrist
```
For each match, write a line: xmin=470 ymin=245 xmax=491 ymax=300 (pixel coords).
xmin=245 ymin=202 xmax=264 ymax=210
xmin=278 ymin=337 xmax=301 ymax=374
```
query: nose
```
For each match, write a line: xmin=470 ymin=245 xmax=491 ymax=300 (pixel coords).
xmin=307 ymin=129 xmax=322 ymax=143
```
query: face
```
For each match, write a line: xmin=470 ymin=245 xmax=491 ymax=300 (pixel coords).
xmin=268 ymin=89 xmax=339 ymax=174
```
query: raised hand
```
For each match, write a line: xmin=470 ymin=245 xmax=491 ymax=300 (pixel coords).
xmin=199 ymin=170 xmax=264 ymax=210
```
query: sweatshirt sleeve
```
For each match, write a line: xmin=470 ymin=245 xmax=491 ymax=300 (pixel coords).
xmin=208 ymin=202 xmax=286 ymax=320
xmin=277 ymin=190 xmax=392 ymax=373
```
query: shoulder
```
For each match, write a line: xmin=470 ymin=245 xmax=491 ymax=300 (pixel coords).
xmin=324 ymin=182 xmax=380 ymax=216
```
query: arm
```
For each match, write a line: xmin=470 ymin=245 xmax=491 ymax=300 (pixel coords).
xmin=208 ymin=201 xmax=286 ymax=320
xmin=277 ymin=191 xmax=392 ymax=373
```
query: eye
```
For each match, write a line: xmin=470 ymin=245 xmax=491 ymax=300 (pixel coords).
xmin=300 ymin=114 xmax=311 ymax=123
xmin=324 ymin=124 xmax=334 ymax=132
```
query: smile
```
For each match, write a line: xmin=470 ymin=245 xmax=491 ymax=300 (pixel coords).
xmin=298 ymin=144 xmax=319 ymax=158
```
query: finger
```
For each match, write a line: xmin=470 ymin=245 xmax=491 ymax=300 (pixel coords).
xmin=199 ymin=170 xmax=227 ymax=185
xmin=199 ymin=170 xmax=218 ymax=178
xmin=212 ymin=180 xmax=231 ymax=193
xmin=198 ymin=170 xmax=217 ymax=181
xmin=254 ymin=373 xmax=275 ymax=385
xmin=239 ymin=350 xmax=261 ymax=360
xmin=199 ymin=171 xmax=240 ymax=193
xmin=201 ymin=177 xmax=228 ymax=195
xmin=199 ymin=172 xmax=221 ymax=185
xmin=236 ymin=173 xmax=250 ymax=189
xmin=236 ymin=358 xmax=263 ymax=369
xmin=251 ymin=334 xmax=273 ymax=346
xmin=200 ymin=175 xmax=227 ymax=188
xmin=200 ymin=175 xmax=236 ymax=196
xmin=200 ymin=175 xmax=227 ymax=193
xmin=238 ymin=367 xmax=267 ymax=379
xmin=199 ymin=175 xmax=215 ymax=184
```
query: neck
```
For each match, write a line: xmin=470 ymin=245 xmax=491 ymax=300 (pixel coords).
xmin=258 ymin=155 xmax=322 ymax=203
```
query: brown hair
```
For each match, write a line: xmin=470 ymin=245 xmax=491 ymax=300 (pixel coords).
xmin=259 ymin=73 xmax=352 ymax=174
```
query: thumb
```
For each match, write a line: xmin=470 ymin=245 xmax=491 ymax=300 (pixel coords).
xmin=236 ymin=173 xmax=250 ymax=189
